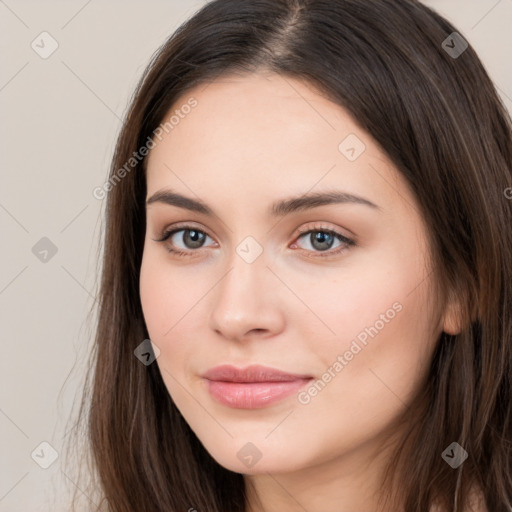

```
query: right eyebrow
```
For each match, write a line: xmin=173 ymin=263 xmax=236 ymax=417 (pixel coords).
xmin=146 ymin=189 xmax=212 ymax=215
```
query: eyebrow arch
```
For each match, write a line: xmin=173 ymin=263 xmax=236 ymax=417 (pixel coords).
xmin=145 ymin=189 xmax=380 ymax=217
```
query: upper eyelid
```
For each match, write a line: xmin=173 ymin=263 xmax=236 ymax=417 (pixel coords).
xmin=160 ymin=222 xmax=214 ymax=239
xmin=157 ymin=223 xmax=354 ymax=246
xmin=158 ymin=221 xmax=347 ymax=235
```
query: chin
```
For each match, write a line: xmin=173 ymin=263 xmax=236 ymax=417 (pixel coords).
xmin=201 ymin=441 xmax=307 ymax=476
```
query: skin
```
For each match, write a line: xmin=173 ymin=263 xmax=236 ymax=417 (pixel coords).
xmin=139 ymin=71 xmax=464 ymax=512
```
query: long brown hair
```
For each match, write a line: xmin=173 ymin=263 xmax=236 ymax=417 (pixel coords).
xmin=68 ymin=0 xmax=512 ymax=510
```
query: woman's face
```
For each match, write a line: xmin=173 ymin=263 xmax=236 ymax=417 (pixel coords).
xmin=139 ymin=71 xmax=454 ymax=478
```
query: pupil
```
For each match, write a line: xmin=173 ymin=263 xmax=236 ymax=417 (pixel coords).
xmin=185 ymin=230 xmax=204 ymax=248
xmin=313 ymin=232 xmax=333 ymax=251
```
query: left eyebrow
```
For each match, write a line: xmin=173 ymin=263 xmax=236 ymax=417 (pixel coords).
xmin=145 ymin=188 xmax=381 ymax=217
xmin=270 ymin=190 xmax=381 ymax=216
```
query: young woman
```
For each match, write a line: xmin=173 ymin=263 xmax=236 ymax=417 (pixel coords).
xmin=72 ymin=0 xmax=512 ymax=510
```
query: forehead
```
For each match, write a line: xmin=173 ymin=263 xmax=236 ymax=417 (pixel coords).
xmin=148 ymin=71 xmax=358 ymax=163
xmin=144 ymin=71 xmax=412 ymax=217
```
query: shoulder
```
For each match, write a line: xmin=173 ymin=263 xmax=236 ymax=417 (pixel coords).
xmin=429 ymin=485 xmax=488 ymax=512
xmin=465 ymin=485 xmax=488 ymax=512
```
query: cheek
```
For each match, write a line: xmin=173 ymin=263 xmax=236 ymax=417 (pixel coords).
xmin=317 ymin=274 xmax=436 ymax=410
xmin=294 ymin=261 xmax=424 ymax=356
xmin=139 ymin=255 xmax=166 ymax=336
xmin=304 ymin=248 xmax=436 ymax=398
xmin=140 ymin=250 xmax=194 ymax=338
xmin=140 ymin=253 xmax=183 ymax=370
xmin=294 ymin=289 xmax=437 ymax=463
xmin=139 ymin=257 xmax=191 ymax=409
xmin=139 ymin=251 xmax=207 ymax=374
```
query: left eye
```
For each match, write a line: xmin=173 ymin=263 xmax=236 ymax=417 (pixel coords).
xmin=294 ymin=229 xmax=352 ymax=253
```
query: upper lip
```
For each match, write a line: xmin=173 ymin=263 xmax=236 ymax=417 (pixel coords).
xmin=202 ymin=364 xmax=312 ymax=383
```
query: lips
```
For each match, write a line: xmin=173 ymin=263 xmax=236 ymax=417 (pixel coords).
xmin=202 ymin=364 xmax=313 ymax=409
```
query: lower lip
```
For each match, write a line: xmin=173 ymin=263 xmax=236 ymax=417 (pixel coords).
xmin=205 ymin=378 xmax=312 ymax=409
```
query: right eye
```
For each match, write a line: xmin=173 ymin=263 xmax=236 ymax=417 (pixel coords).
xmin=153 ymin=226 xmax=216 ymax=256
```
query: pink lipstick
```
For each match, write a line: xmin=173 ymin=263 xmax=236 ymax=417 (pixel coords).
xmin=202 ymin=364 xmax=313 ymax=409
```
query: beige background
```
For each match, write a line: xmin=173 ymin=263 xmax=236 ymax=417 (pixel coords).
xmin=1 ymin=1 xmax=511 ymax=510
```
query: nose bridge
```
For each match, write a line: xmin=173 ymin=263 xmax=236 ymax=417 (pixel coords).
xmin=219 ymin=235 xmax=268 ymax=307
xmin=208 ymin=235 xmax=282 ymax=340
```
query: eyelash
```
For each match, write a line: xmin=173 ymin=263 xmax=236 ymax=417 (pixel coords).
xmin=152 ymin=223 xmax=356 ymax=259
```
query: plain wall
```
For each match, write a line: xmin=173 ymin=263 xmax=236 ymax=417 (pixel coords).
xmin=1 ymin=1 xmax=511 ymax=510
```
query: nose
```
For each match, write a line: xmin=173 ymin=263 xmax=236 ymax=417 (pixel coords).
xmin=208 ymin=249 xmax=285 ymax=342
